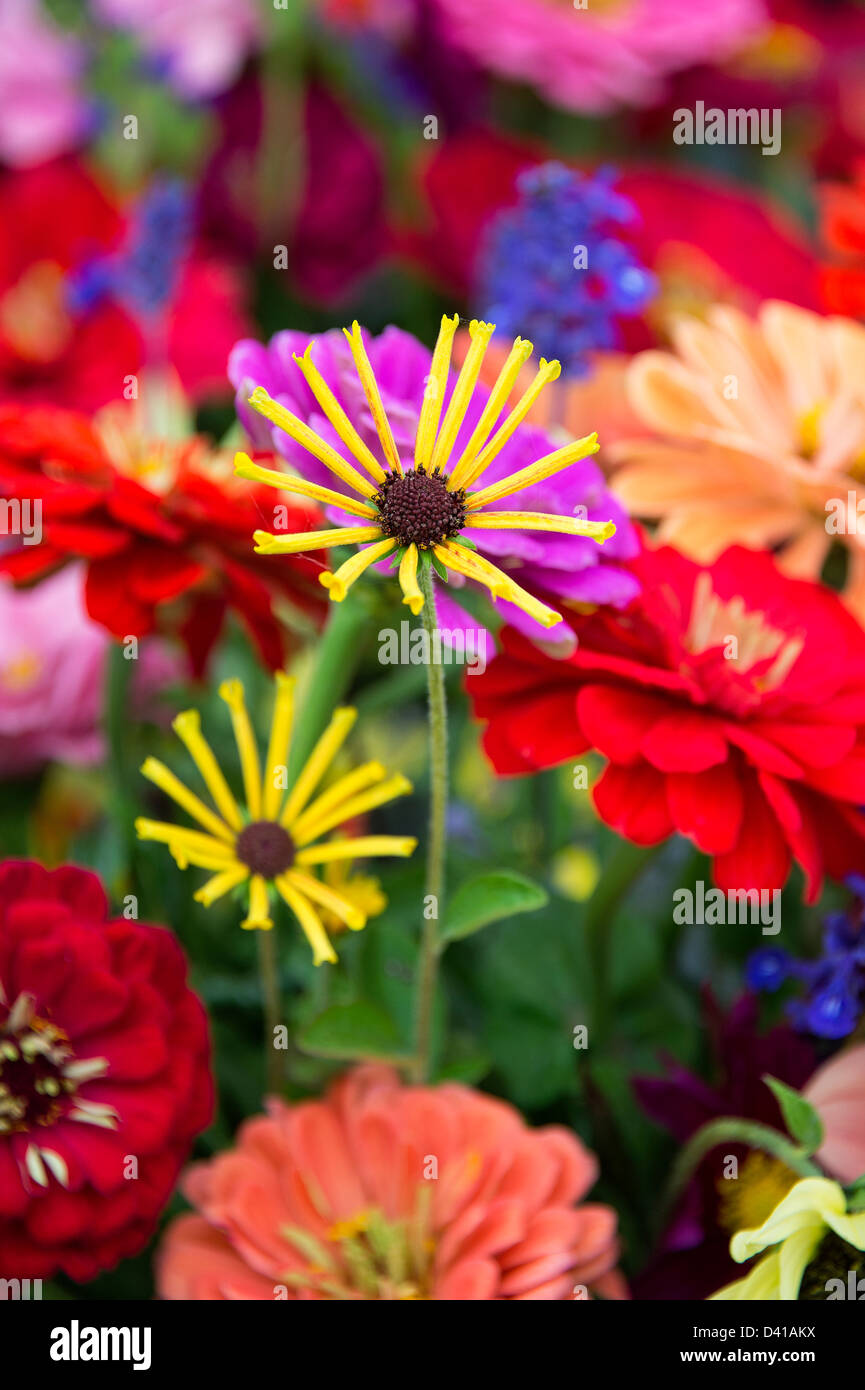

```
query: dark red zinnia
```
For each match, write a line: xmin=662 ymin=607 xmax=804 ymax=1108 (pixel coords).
xmin=469 ymin=543 xmax=865 ymax=901
xmin=0 ymin=860 xmax=212 ymax=1282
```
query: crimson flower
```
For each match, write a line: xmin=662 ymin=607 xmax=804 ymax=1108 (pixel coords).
xmin=0 ymin=861 xmax=212 ymax=1282
xmin=469 ymin=543 xmax=865 ymax=900
xmin=0 ymin=401 xmax=326 ymax=675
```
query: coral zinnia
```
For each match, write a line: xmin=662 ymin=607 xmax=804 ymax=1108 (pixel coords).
xmin=157 ymin=1063 xmax=625 ymax=1300
xmin=0 ymin=859 xmax=212 ymax=1282
xmin=610 ymin=300 xmax=865 ymax=620
xmin=234 ymin=315 xmax=614 ymax=631
xmin=0 ymin=397 xmax=326 ymax=675
xmin=136 ymin=673 xmax=416 ymax=963
xmin=469 ymin=542 xmax=865 ymax=900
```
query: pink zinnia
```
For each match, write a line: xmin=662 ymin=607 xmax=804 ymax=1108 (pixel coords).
xmin=157 ymin=1065 xmax=626 ymax=1300
xmin=435 ymin=0 xmax=767 ymax=114
xmin=0 ymin=0 xmax=89 ymax=168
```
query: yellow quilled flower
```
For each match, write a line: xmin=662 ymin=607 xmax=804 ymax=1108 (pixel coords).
xmin=710 ymin=1177 xmax=865 ymax=1301
xmin=234 ymin=315 xmax=615 ymax=630
xmin=135 ymin=673 xmax=416 ymax=965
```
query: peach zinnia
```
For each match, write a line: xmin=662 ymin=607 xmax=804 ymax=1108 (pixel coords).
xmin=610 ymin=301 xmax=865 ymax=619
xmin=157 ymin=1065 xmax=625 ymax=1301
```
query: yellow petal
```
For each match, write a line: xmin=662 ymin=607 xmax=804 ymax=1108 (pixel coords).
xmin=450 ymin=336 xmax=534 ymax=490
xmin=466 ymin=510 xmax=615 ymax=542
xmin=139 ymin=757 xmax=234 ymax=842
xmin=233 ymin=452 xmax=377 ymax=519
xmin=434 ymin=541 xmax=562 ymax=628
xmin=172 ymin=709 xmax=243 ymax=831
xmin=283 ymin=868 xmax=367 ymax=930
xmin=730 ymin=1178 xmax=845 ymax=1264
xmin=456 ymin=357 xmax=561 ymax=490
xmin=219 ymin=679 xmax=262 ymax=819
xmin=430 ymin=319 xmax=496 ymax=475
xmin=398 ymin=544 xmax=424 ymax=615
xmin=293 ymin=773 xmax=413 ymax=847
xmin=343 ymin=321 xmax=403 ymax=475
xmin=280 ymin=707 xmax=357 ymax=827
xmin=464 ymin=432 xmax=600 ymax=511
xmin=293 ymin=344 xmax=387 ymax=483
xmin=253 ymin=525 xmax=383 ymax=555
xmin=296 ymin=835 xmax=417 ymax=865
xmin=134 ymin=819 xmax=236 ymax=871
xmin=290 ymin=761 xmax=387 ymax=842
xmin=274 ymin=876 xmax=337 ymax=965
xmin=246 ymin=386 xmax=377 ymax=497
xmin=262 ymin=672 xmax=296 ymax=820
xmin=319 ymin=537 xmax=396 ymax=602
xmin=194 ymin=864 xmax=249 ymax=907
xmin=415 ymin=313 xmax=459 ymax=471
xmin=241 ymin=874 xmax=273 ymax=930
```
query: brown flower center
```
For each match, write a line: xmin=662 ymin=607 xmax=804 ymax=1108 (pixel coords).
xmin=236 ymin=820 xmax=295 ymax=878
xmin=375 ymin=467 xmax=467 ymax=550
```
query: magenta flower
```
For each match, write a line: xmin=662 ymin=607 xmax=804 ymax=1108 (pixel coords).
xmin=92 ymin=0 xmax=262 ymax=100
xmin=0 ymin=0 xmax=90 ymax=168
xmin=0 ymin=565 xmax=175 ymax=777
xmin=229 ymin=323 xmax=637 ymax=652
xmin=434 ymin=0 xmax=767 ymax=114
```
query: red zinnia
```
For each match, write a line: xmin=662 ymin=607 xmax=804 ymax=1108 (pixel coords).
xmin=0 ymin=400 xmax=326 ymax=675
xmin=0 ymin=860 xmax=212 ymax=1282
xmin=469 ymin=544 xmax=865 ymax=901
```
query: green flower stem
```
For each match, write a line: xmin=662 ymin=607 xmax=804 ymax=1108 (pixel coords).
xmin=661 ymin=1117 xmax=822 ymax=1228
xmin=585 ymin=839 xmax=659 ymax=1041
xmin=106 ymin=641 xmax=138 ymax=879
xmin=287 ymin=589 xmax=371 ymax=782
xmin=411 ymin=563 xmax=448 ymax=1083
xmin=258 ymin=928 xmax=284 ymax=1095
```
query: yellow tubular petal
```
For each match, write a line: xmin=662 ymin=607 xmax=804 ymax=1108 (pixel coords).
xmin=233 ymin=452 xmax=377 ymax=519
xmin=139 ymin=757 xmax=234 ymax=842
xmin=434 ymin=542 xmax=562 ymax=629
xmin=293 ymin=346 xmax=387 ymax=483
xmin=194 ymin=864 xmax=249 ymax=907
xmin=246 ymin=387 xmax=378 ymax=497
xmin=219 ymin=680 xmax=262 ymax=819
xmin=290 ymin=761 xmax=387 ymax=842
xmin=241 ymin=875 xmax=273 ymax=930
xmin=274 ymin=876 xmax=337 ymax=965
xmin=415 ymin=313 xmax=460 ymax=471
xmin=172 ymin=710 xmax=242 ymax=831
xmin=450 ymin=336 xmax=534 ymax=490
xmin=280 ymin=707 xmax=357 ymax=827
xmin=134 ymin=819 xmax=236 ymax=869
xmin=253 ymin=525 xmax=382 ymax=555
xmin=319 ymin=537 xmax=396 ymax=602
xmin=398 ymin=544 xmax=424 ymax=615
xmin=296 ymin=835 xmax=417 ymax=865
xmin=465 ymin=510 xmax=616 ymax=542
xmin=343 ymin=321 xmax=403 ymax=474
xmin=456 ymin=358 xmax=562 ymax=490
xmin=464 ymin=432 xmax=600 ymax=511
xmin=283 ymin=869 xmax=366 ymax=931
xmin=430 ymin=320 xmax=496 ymax=475
xmin=293 ymin=773 xmax=413 ymax=848
xmin=262 ymin=672 xmax=296 ymax=820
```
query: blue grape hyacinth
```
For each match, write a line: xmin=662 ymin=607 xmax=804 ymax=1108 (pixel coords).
xmin=476 ymin=163 xmax=656 ymax=377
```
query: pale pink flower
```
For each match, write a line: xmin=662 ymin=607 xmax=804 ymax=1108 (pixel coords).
xmin=434 ymin=0 xmax=767 ymax=114
xmin=157 ymin=1064 xmax=627 ymax=1300
xmin=92 ymin=0 xmax=262 ymax=100
xmin=0 ymin=0 xmax=89 ymax=168
xmin=804 ymin=1044 xmax=865 ymax=1185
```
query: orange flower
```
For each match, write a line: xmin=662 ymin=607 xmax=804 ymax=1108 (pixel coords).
xmin=609 ymin=301 xmax=865 ymax=619
xmin=157 ymin=1065 xmax=626 ymax=1301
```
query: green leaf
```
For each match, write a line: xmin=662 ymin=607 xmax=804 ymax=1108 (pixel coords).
xmin=439 ymin=870 xmax=548 ymax=947
xmin=297 ymin=1002 xmax=413 ymax=1063
xmin=763 ymin=1075 xmax=824 ymax=1154
xmin=450 ymin=535 xmax=478 ymax=552
xmin=431 ymin=553 xmax=449 ymax=583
